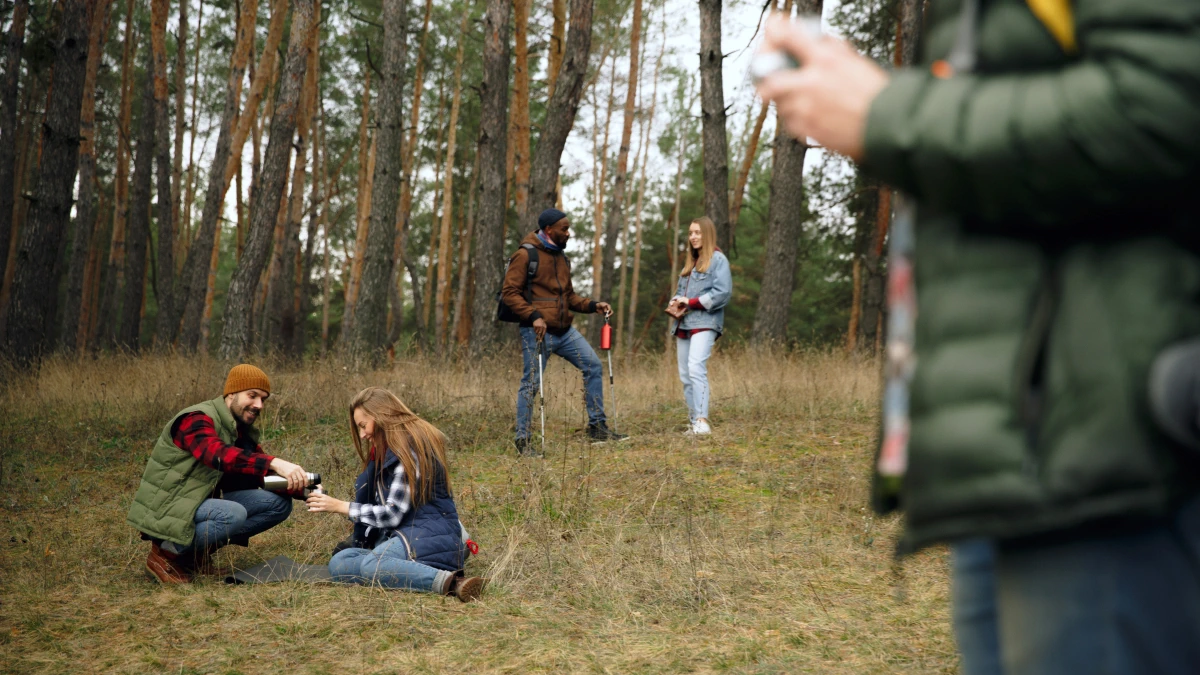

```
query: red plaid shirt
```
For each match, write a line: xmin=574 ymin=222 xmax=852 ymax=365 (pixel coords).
xmin=172 ymin=412 xmax=274 ymax=476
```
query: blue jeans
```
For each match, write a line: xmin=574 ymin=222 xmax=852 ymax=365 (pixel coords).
xmin=952 ymin=497 xmax=1200 ymax=674
xmin=676 ymin=331 xmax=717 ymax=421
xmin=516 ymin=326 xmax=606 ymax=439
xmin=329 ymin=537 xmax=453 ymax=592
xmin=170 ymin=489 xmax=293 ymax=557
xmin=952 ymin=539 xmax=1003 ymax=675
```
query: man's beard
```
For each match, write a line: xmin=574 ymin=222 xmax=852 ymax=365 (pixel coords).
xmin=230 ymin=400 xmax=259 ymax=427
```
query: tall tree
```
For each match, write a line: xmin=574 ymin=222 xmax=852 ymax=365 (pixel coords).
xmin=348 ymin=0 xmax=407 ymax=358
xmin=219 ymin=0 xmax=316 ymax=359
xmin=60 ymin=0 xmax=113 ymax=350
xmin=698 ymin=0 xmax=730 ymax=251
xmin=466 ymin=0 xmax=512 ymax=354
xmin=752 ymin=0 xmax=819 ymax=345
xmin=598 ymin=0 xmax=641 ymax=337
xmin=170 ymin=0 xmax=188 ymax=270
xmin=0 ymin=0 xmax=29 ymax=288
xmin=150 ymin=0 xmax=177 ymax=348
xmin=175 ymin=0 xmax=261 ymax=351
xmin=547 ymin=0 xmax=566 ymax=99
xmin=511 ymin=0 xmax=531 ymax=224
xmin=117 ymin=53 xmax=158 ymax=350
xmin=452 ymin=142 xmax=481 ymax=345
xmin=341 ymin=69 xmax=373 ymax=340
xmin=625 ymin=16 xmax=663 ymax=354
xmin=1 ymin=0 xmax=90 ymax=363
xmin=433 ymin=6 xmax=468 ymax=353
xmin=96 ymin=0 xmax=139 ymax=347
xmin=523 ymin=0 xmax=595 ymax=229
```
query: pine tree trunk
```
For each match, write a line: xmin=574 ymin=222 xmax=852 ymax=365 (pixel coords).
xmin=1 ymin=0 xmax=90 ymax=363
xmin=348 ymin=0 xmax=406 ymax=359
xmin=96 ymin=1 xmax=139 ymax=348
xmin=547 ymin=0 xmax=566 ymax=100
xmin=452 ymin=143 xmax=481 ymax=346
xmin=729 ymin=100 xmax=768 ymax=236
xmin=117 ymin=53 xmax=157 ymax=351
xmin=598 ymin=0 xmax=641 ymax=340
xmin=59 ymin=0 xmax=113 ymax=351
xmin=626 ymin=19 xmax=662 ymax=353
xmin=0 ymin=76 xmax=40 ymax=333
xmin=512 ymin=0 xmax=532 ymax=225
xmin=750 ymin=129 xmax=808 ymax=345
xmin=467 ymin=0 xmax=512 ymax=354
xmin=151 ymin=0 xmax=177 ymax=348
xmin=170 ymin=0 xmax=188 ymax=273
xmin=434 ymin=8 xmax=468 ymax=354
xmin=176 ymin=0 xmax=261 ymax=351
xmin=341 ymin=70 xmax=373 ymax=340
xmin=698 ymin=0 xmax=730 ymax=252
xmin=219 ymin=0 xmax=316 ymax=359
xmin=524 ymin=0 xmax=594 ymax=230
xmin=0 ymin=0 xmax=29 ymax=289
xmin=590 ymin=56 xmax=616 ymax=326
xmin=222 ymin=0 xmax=288 ymax=193
xmin=199 ymin=220 xmax=221 ymax=345
xmin=181 ymin=0 xmax=205 ymax=261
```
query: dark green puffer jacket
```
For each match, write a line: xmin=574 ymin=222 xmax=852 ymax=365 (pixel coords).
xmin=863 ymin=0 xmax=1200 ymax=551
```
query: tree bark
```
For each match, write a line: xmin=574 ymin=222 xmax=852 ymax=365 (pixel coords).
xmin=729 ymin=100 xmax=768 ymax=237
xmin=589 ymin=55 xmax=616 ymax=327
xmin=598 ymin=0 xmax=641 ymax=338
xmin=467 ymin=0 xmax=512 ymax=354
xmin=59 ymin=0 xmax=113 ymax=351
xmin=547 ymin=0 xmax=566 ymax=100
xmin=452 ymin=142 xmax=481 ymax=346
xmin=524 ymin=0 xmax=594 ymax=231
xmin=511 ymin=0 xmax=531 ymax=225
xmin=433 ymin=6 xmax=468 ymax=354
xmin=175 ymin=0 xmax=261 ymax=352
xmin=348 ymin=0 xmax=407 ymax=360
xmin=341 ymin=70 xmax=373 ymax=340
xmin=750 ymin=128 xmax=808 ymax=346
xmin=117 ymin=52 xmax=157 ymax=351
xmin=0 ymin=0 xmax=29 ymax=289
xmin=96 ymin=0 xmax=139 ymax=348
xmin=151 ymin=0 xmax=177 ymax=348
xmin=219 ymin=0 xmax=316 ymax=359
xmin=1 ymin=0 xmax=90 ymax=363
xmin=698 ymin=0 xmax=730 ymax=252
xmin=181 ymin=0 xmax=205 ymax=256
xmin=170 ymin=0 xmax=188 ymax=273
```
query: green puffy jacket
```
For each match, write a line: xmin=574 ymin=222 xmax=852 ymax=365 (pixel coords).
xmin=863 ymin=0 xmax=1200 ymax=551
xmin=126 ymin=397 xmax=259 ymax=546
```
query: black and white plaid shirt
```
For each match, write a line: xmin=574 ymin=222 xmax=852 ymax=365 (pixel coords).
xmin=347 ymin=456 xmax=416 ymax=531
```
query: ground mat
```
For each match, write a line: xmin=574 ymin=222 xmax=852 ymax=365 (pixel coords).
xmin=225 ymin=555 xmax=333 ymax=584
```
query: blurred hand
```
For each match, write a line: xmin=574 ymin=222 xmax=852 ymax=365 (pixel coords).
xmin=533 ymin=317 xmax=548 ymax=340
xmin=754 ymin=14 xmax=889 ymax=162
xmin=595 ymin=302 xmax=613 ymax=317
xmin=268 ymin=458 xmax=308 ymax=492
xmin=306 ymin=492 xmax=348 ymax=515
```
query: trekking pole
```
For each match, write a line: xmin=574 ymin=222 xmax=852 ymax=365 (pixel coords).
xmin=537 ymin=335 xmax=546 ymax=454
xmin=601 ymin=312 xmax=619 ymax=429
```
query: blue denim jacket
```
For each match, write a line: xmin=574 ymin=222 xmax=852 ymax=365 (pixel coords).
xmin=674 ymin=251 xmax=733 ymax=334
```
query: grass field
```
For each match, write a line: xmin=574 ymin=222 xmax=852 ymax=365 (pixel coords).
xmin=0 ymin=348 xmax=956 ymax=674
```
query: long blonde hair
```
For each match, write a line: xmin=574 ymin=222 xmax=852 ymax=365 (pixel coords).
xmin=680 ymin=216 xmax=718 ymax=276
xmin=349 ymin=387 xmax=452 ymax=506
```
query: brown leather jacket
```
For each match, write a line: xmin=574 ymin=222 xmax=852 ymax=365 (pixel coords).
xmin=501 ymin=232 xmax=596 ymax=333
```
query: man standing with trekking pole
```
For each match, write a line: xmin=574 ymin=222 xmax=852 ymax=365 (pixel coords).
xmin=502 ymin=208 xmax=629 ymax=456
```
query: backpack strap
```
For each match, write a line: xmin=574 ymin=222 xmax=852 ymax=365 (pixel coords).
xmin=521 ymin=243 xmax=538 ymax=302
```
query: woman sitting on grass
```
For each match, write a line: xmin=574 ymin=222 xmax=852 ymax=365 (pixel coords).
xmin=305 ymin=387 xmax=484 ymax=601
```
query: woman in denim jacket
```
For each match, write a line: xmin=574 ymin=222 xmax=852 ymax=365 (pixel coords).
xmin=669 ymin=217 xmax=733 ymax=435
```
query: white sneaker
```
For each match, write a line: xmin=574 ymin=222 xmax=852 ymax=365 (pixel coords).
xmin=693 ymin=419 xmax=712 ymax=435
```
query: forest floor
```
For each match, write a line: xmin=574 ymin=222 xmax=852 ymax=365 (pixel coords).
xmin=0 ymin=348 xmax=956 ymax=674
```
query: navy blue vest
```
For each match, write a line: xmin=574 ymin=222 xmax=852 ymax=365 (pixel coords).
xmin=351 ymin=450 xmax=466 ymax=572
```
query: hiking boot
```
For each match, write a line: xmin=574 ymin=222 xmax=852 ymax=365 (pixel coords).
xmin=450 ymin=575 xmax=487 ymax=602
xmin=146 ymin=543 xmax=192 ymax=584
xmin=515 ymin=438 xmax=543 ymax=457
xmin=587 ymin=422 xmax=629 ymax=443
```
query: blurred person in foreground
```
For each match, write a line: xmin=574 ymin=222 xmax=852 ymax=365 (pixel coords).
xmin=127 ymin=364 xmax=310 ymax=583
xmin=755 ymin=2 xmax=1200 ymax=673
xmin=305 ymin=387 xmax=484 ymax=601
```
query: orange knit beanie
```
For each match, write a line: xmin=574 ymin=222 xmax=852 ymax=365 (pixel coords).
xmin=223 ymin=364 xmax=271 ymax=397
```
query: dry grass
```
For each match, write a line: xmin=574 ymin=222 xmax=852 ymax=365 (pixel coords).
xmin=0 ymin=348 xmax=955 ymax=674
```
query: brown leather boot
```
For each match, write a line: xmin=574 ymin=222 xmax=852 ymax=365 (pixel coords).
xmin=449 ymin=575 xmax=486 ymax=602
xmin=146 ymin=543 xmax=192 ymax=584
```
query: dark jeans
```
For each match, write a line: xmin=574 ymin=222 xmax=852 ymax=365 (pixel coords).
xmin=952 ymin=497 xmax=1200 ymax=674
xmin=516 ymin=326 xmax=605 ymax=440
xmin=166 ymin=489 xmax=293 ymax=557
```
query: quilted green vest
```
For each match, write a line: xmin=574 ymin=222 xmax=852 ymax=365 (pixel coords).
xmin=126 ymin=396 xmax=259 ymax=546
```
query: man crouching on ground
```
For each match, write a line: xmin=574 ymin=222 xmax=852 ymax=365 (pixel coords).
xmin=126 ymin=364 xmax=310 ymax=583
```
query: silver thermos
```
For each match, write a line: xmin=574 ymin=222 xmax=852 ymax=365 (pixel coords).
xmin=261 ymin=472 xmax=322 ymax=494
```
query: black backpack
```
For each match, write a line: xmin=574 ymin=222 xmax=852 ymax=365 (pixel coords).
xmin=495 ymin=243 xmax=539 ymax=323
